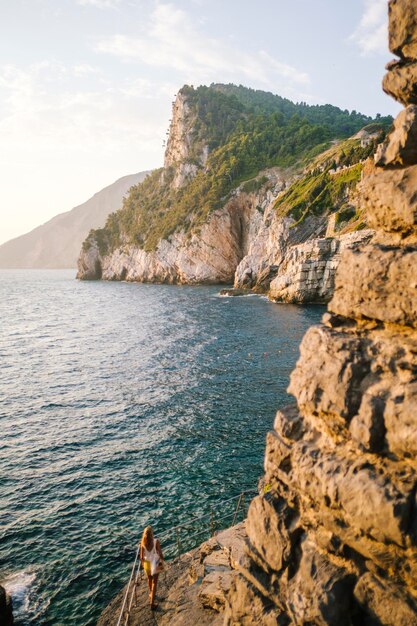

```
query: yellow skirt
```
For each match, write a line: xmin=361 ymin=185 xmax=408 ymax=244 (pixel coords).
xmin=143 ymin=560 xmax=152 ymax=576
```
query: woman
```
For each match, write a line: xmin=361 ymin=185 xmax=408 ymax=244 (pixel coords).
xmin=140 ymin=525 xmax=164 ymax=610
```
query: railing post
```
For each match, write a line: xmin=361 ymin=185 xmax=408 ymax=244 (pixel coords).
xmin=176 ymin=526 xmax=181 ymax=557
xmin=210 ymin=509 xmax=215 ymax=537
xmin=232 ymin=493 xmax=242 ymax=526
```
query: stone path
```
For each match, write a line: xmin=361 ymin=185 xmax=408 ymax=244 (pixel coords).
xmin=97 ymin=523 xmax=247 ymax=626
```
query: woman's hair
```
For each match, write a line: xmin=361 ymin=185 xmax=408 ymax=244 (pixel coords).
xmin=142 ymin=525 xmax=154 ymax=551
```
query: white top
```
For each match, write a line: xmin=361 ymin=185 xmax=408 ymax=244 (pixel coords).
xmin=143 ymin=539 xmax=160 ymax=575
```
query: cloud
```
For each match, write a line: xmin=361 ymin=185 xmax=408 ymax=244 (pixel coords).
xmin=95 ymin=3 xmax=311 ymax=97
xmin=0 ymin=60 xmax=170 ymax=242
xmin=350 ymin=0 xmax=388 ymax=55
xmin=76 ymin=0 xmax=122 ymax=8
xmin=0 ymin=62 xmax=170 ymax=154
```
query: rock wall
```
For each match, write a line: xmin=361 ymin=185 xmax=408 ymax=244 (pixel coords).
xmin=226 ymin=2 xmax=417 ymax=624
xmin=77 ymin=167 xmax=368 ymax=304
xmin=77 ymin=172 xmax=285 ymax=285
xmin=268 ymin=231 xmax=372 ymax=304
xmin=164 ymin=90 xmax=208 ymax=189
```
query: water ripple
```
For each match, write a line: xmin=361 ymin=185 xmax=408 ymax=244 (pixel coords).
xmin=0 ymin=269 xmax=324 ymax=626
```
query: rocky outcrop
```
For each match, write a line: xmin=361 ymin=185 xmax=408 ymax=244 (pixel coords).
xmin=226 ymin=2 xmax=417 ymax=624
xmin=78 ymin=167 xmax=370 ymax=301
xmin=0 ymin=585 xmax=14 ymax=626
xmin=78 ymin=83 xmax=377 ymax=302
xmin=77 ymin=172 xmax=286 ymax=285
xmin=164 ymin=90 xmax=208 ymax=189
xmin=77 ymin=193 xmax=256 ymax=284
xmin=268 ymin=231 xmax=372 ymax=304
xmin=232 ymin=172 xmax=367 ymax=303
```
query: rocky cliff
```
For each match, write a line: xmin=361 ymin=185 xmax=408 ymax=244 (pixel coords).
xmin=226 ymin=2 xmax=417 ymax=624
xmin=0 ymin=586 xmax=13 ymax=626
xmin=77 ymin=84 xmax=389 ymax=303
xmin=0 ymin=171 xmax=149 ymax=269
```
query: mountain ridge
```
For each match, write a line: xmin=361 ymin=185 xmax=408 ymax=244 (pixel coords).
xmin=77 ymin=83 xmax=391 ymax=303
xmin=0 ymin=171 xmax=150 ymax=269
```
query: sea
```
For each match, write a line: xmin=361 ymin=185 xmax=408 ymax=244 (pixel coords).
xmin=0 ymin=269 xmax=324 ymax=626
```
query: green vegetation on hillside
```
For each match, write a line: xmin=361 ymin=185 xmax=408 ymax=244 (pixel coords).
xmin=86 ymin=84 xmax=391 ymax=254
xmin=274 ymin=137 xmax=379 ymax=228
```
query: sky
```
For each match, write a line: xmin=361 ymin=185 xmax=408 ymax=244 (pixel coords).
xmin=0 ymin=0 xmax=401 ymax=245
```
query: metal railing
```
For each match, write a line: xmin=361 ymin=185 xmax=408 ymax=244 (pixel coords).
xmin=116 ymin=489 xmax=256 ymax=626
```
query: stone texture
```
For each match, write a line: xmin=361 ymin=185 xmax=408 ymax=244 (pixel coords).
xmin=164 ymin=91 xmax=208 ymax=189
xmin=383 ymin=59 xmax=417 ymax=105
xmin=227 ymin=4 xmax=417 ymax=622
xmin=360 ymin=159 xmax=417 ymax=232
xmin=224 ymin=575 xmax=284 ymax=626
xmin=285 ymin=537 xmax=355 ymax=626
xmin=389 ymin=0 xmax=417 ymax=60
xmin=375 ymin=105 xmax=417 ymax=167
xmin=268 ymin=231 xmax=372 ymax=304
xmin=354 ymin=572 xmax=417 ymax=626
xmin=329 ymin=243 xmax=417 ymax=327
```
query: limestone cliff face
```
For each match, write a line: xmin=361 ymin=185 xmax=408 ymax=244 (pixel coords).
xmin=164 ymin=90 xmax=208 ymax=189
xmin=226 ymin=2 xmax=417 ymax=624
xmin=79 ymin=200 xmax=251 ymax=285
xmin=77 ymin=173 xmax=283 ymax=284
xmin=78 ymin=88 xmax=378 ymax=303
xmin=268 ymin=231 xmax=372 ymax=304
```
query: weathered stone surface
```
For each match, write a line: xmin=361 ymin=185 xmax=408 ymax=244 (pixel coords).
xmin=288 ymin=325 xmax=371 ymax=426
xmin=227 ymin=4 xmax=417 ymax=624
xmin=268 ymin=232 xmax=372 ymax=304
xmin=355 ymin=572 xmax=417 ymax=626
xmin=389 ymin=0 xmax=417 ymax=60
xmin=265 ymin=432 xmax=414 ymax=547
xmin=385 ymin=382 xmax=417 ymax=457
xmin=375 ymin=105 xmax=417 ymax=167
xmin=330 ymin=244 xmax=417 ymax=327
xmin=199 ymin=569 xmax=234 ymax=611
xmin=246 ymin=495 xmax=298 ymax=573
xmin=0 ymin=586 xmax=13 ymax=626
xmin=286 ymin=537 xmax=355 ymax=626
xmin=164 ymin=91 xmax=208 ymax=189
xmin=360 ymin=159 xmax=417 ymax=232
xmin=290 ymin=322 xmax=417 ymax=456
xmin=224 ymin=575 xmax=284 ymax=626
xmin=273 ymin=405 xmax=305 ymax=441
xmin=384 ymin=59 xmax=417 ymax=105
xmin=76 ymin=240 xmax=102 ymax=280
xmin=349 ymin=389 xmax=386 ymax=452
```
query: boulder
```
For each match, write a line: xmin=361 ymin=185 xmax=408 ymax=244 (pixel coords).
xmin=329 ymin=244 xmax=417 ymax=327
xmin=383 ymin=59 xmax=417 ymax=105
xmin=389 ymin=0 xmax=417 ymax=60
xmin=360 ymin=160 xmax=417 ymax=232
xmin=246 ymin=495 xmax=297 ymax=573
xmin=375 ymin=105 xmax=417 ymax=167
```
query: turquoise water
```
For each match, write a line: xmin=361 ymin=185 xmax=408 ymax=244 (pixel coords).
xmin=0 ymin=270 xmax=324 ymax=625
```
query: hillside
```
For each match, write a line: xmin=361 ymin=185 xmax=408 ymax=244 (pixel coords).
xmin=0 ymin=171 xmax=149 ymax=269
xmin=77 ymin=84 xmax=391 ymax=301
